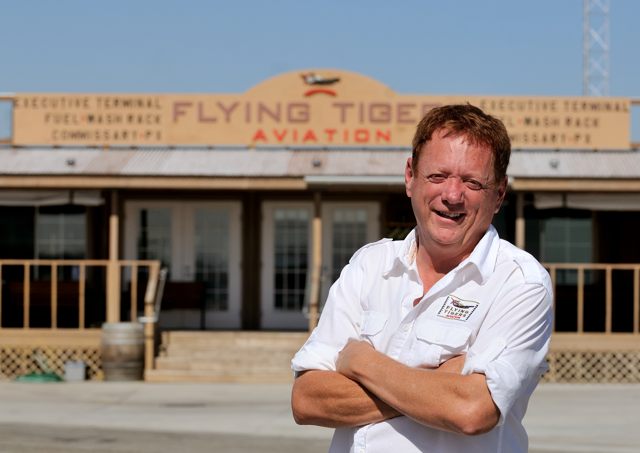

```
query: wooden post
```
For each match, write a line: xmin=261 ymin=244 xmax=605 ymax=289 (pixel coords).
xmin=634 ymin=267 xmax=639 ymax=334
xmin=605 ymin=266 xmax=612 ymax=333
xmin=515 ymin=192 xmax=525 ymax=249
xmin=308 ymin=192 xmax=323 ymax=332
xmin=79 ymin=264 xmax=86 ymax=329
xmin=51 ymin=264 xmax=58 ymax=329
xmin=23 ymin=263 xmax=30 ymax=329
xmin=106 ymin=190 xmax=121 ymax=323
xmin=0 ymin=264 xmax=3 ymax=329
xmin=577 ymin=266 xmax=584 ymax=333
xmin=143 ymin=263 xmax=160 ymax=373
xmin=130 ymin=263 xmax=138 ymax=322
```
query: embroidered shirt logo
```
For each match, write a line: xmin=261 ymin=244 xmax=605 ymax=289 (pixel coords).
xmin=437 ymin=295 xmax=479 ymax=321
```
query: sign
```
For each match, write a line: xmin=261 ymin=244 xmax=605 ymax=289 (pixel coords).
xmin=8 ymin=69 xmax=631 ymax=149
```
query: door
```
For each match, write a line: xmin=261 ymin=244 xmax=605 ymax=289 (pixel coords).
xmin=125 ymin=201 xmax=241 ymax=329
xmin=261 ymin=202 xmax=313 ymax=329
xmin=320 ymin=202 xmax=380 ymax=308
xmin=261 ymin=201 xmax=380 ymax=330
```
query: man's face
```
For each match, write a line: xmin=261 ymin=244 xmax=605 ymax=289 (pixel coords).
xmin=405 ymin=129 xmax=506 ymax=259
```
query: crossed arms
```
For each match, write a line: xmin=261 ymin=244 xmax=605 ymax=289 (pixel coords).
xmin=291 ymin=340 xmax=500 ymax=436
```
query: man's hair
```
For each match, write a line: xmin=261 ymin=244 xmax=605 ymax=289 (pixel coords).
xmin=411 ymin=104 xmax=511 ymax=183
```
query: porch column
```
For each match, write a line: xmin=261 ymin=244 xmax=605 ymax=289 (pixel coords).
xmin=106 ymin=190 xmax=121 ymax=322
xmin=515 ymin=192 xmax=525 ymax=250
xmin=308 ymin=192 xmax=323 ymax=332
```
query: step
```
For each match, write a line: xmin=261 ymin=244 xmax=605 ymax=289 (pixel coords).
xmin=163 ymin=341 xmax=305 ymax=352
xmin=158 ymin=348 xmax=298 ymax=360
xmin=154 ymin=353 xmax=295 ymax=371
xmin=148 ymin=330 xmax=308 ymax=383
xmin=162 ymin=331 xmax=309 ymax=349
xmin=157 ymin=348 xmax=297 ymax=361
xmin=145 ymin=368 xmax=294 ymax=383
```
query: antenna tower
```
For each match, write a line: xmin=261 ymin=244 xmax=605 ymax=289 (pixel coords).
xmin=583 ymin=0 xmax=610 ymax=96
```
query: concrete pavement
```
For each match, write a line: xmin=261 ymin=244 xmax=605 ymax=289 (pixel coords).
xmin=0 ymin=381 xmax=638 ymax=452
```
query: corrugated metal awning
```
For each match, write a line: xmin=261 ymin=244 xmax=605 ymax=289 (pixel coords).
xmin=0 ymin=147 xmax=639 ymax=191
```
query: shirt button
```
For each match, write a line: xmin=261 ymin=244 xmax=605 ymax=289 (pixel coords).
xmin=401 ymin=324 xmax=410 ymax=332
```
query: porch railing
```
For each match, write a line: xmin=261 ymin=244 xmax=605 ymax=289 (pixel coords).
xmin=0 ymin=259 xmax=161 ymax=380
xmin=542 ymin=262 xmax=640 ymax=383
xmin=544 ymin=263 xmax=640 ymax=334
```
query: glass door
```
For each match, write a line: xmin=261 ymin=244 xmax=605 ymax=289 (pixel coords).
xmin=260 ymin=201 xmax=380 ymax=330
xmin=261 ymin=202 xmax=313 ymax=329
xmin=190 ymin=204 xmax=242 ymax=329
xmin=125 ymin=201 xmax=241 ymax=329
xmin=320 ymin=203 xmax=380 ymax=308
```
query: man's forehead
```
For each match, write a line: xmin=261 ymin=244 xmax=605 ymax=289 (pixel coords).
xmin=421 ymin=131 xmax=493 ymax=158
xmin=430 ymin=128 xmax=489 ymax=149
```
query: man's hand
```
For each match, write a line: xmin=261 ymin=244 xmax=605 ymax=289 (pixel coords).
xmin=336 ymin=339 xmax=376 ymax=380
xmin=435 ymin=354 xmax=466 ymax=374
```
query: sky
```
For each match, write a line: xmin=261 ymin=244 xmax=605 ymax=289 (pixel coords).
xmin=1 ymin=0 xmax=639 ymax=138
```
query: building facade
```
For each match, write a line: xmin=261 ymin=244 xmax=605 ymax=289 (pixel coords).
xmin=1 ymin=69 xmax=638 ymax=336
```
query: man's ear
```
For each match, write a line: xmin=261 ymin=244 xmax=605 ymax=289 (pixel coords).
xmin=405 ymin=158 xmax=414 ymax=197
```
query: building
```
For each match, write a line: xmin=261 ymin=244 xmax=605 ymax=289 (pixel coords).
xmin=1 ymin=69 xmax=638 ymax=381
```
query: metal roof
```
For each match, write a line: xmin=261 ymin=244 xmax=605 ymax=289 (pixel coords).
xmin=0 ymin=147 xmax=639 ymax=180
xmin=508 ymin=150 xmax=640 ymax=179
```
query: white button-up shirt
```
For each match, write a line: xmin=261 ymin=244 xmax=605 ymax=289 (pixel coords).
xmin=292 ymin=226 xmax=553 ymax=453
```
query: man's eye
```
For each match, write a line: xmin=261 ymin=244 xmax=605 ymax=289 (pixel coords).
xmin=463 ymin=179 xmax=485 ymax=191
xmin=426 ymin=174 xmax=447 ymax=183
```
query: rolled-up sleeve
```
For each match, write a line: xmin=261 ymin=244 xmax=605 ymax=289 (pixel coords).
xmin=461 ymin=282 xmax=553 ymax=425
xmin=291 ymin=256 xmax=366 ymax=374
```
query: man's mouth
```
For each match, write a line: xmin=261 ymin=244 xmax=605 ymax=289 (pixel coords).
xmin=435 ymin=210 xmax=465 ymax=221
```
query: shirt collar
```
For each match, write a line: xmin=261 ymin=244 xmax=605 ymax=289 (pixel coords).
xmin=382 ymin=229 xmax=418 ymax=277
xmin=464 ymin=224 xmax=500 ymax=283
xmin=382 ymin=225 xmax=500 ymax=283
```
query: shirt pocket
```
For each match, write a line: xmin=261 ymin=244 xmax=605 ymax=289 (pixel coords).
xmin=410 ymin=319 xmax=472 ymax=368
xmin=360 ymin=310 xmax=388 ymax=350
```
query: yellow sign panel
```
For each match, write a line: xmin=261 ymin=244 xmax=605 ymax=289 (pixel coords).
xmin=10 ymin=69 xmax=631 ymax=149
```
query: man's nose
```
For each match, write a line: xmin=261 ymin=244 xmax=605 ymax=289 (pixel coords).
xmin=440 ymin=177 xmax=465 ymax=204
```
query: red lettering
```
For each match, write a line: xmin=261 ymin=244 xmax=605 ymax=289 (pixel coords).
xmin=252 ymin=129 xmax=268 ymax=142
xmin=376 ymin=129 xmax=391 ymax=143
xmin=354 ymin=129 xmax=369 ymax=143
xmin=324 ymin=129 xmax=337 ymax=142
xmin=302 ymin=129 xmax=318 ymax=143
xmin=273 ymin=129 xmax=287 ymax=142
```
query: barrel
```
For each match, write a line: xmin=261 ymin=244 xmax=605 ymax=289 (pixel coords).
xmin=101 ymin=322 xmax=145 ymax=381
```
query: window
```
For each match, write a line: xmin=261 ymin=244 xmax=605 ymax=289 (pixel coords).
xmin=273 ymin=208 xmax=309 ymax=311
xmin=194 ymin=208 xmax=230 ymax=311
xmin=540 ymin=216 xmax=592 ymax=263
xmin=330 ymin=208 xmax=368 ymax=284
xmin=539 ymin=215 xmax=593 ymax=285
xmin=35 ymin=205 xmax=86 ymax=280
xmin=137 ymin=208 xmax=172 ymax=271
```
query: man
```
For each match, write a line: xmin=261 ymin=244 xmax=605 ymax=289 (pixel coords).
xmin=291 ymin=104 xmax=553 ymax=452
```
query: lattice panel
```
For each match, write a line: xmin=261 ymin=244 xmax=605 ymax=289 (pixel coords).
xmin=543 ymin=351 xmax=640 ymax=383
xmin=0 ymin=346 xmax=102 ymax=381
